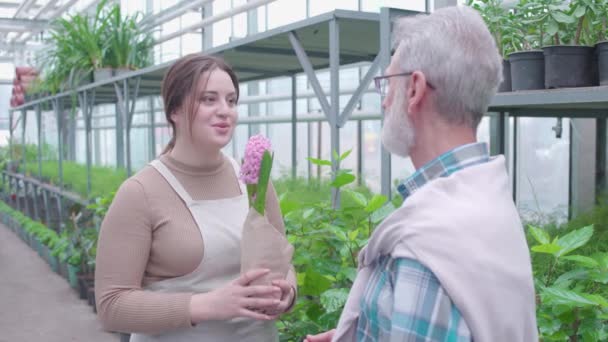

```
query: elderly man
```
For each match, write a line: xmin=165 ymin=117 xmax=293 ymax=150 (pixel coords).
xmin=306 ymin=6 xmax=537 ymax=342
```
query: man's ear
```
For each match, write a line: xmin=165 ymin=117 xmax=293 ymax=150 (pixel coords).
xmin=407 ymin=71 xmax=429 ymax=114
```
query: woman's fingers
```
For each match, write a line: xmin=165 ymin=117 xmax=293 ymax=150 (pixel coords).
xmin=241 ymin=284 xmax=280 ymax=297
xmin=241 ymin=297 xmax=280 ymax=310
xmin=271 ymin=279 xmax=292 ymax=300
xmin=234 ymin=269 xmax=270 ymax=286
xmin=238 ymin=308 xmax=274 ymax=321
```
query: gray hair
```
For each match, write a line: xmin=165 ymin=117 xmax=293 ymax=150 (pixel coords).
xmin=392 ymin=6 xmax=502 ymax=129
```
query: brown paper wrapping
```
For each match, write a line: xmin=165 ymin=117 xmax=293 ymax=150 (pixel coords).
xmin=240 ymin=209 xmax=294 ymax=287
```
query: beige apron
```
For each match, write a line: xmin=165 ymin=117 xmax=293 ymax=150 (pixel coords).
xmin=130 ymin=157 xmax=278 ymax=342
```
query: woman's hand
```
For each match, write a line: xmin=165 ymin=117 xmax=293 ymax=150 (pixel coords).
xmin=189 ymin=269 xmax=282 ymax=323
xmin=261 ymin=279 xmax=294 ymax=316
xmin=304 ymin=329 xmax=336 ymax=342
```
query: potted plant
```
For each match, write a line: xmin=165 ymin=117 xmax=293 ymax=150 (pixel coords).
xmin=542 ymin=0 xmax=598 ymax=88
xmin=596 ymin=1 xmax=608 ymax=85
xmin=508 ymin=0 xmax=554 ymax=90
xmin=467 ymin=0 xmax=521 ymax=92
xmin=105 ymin=4 xmax=154 ymax=76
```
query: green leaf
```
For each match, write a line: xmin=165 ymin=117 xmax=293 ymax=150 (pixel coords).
xmin=348 ymin=229 xmax=359 ymax=242
xmin=589 ymin=271 xmax=608 ymax=284
xmin=303 ymin=208 xmax=315 ymax=220
xmin=332 ymin=150 xmax=339 ymax=162
xmin=583 ymin=294 xmax=608 ymax=307
xmin=546 ymin=19 xmax=559 ymax=36
xmin=253 ymin=151 xmax=273 ymax=215
xmin=554 ymin=269 xmax=589 ymax=287
xmin=365 ymin=195 xmax=387 ymax=213
xmin=529 ymin=225 xmax=551 ymax=245
xmin=593 ymin=253 xmax=608 ymax=269
xmin=307 ymin=157 xmax=332 ymax=166
xmin=572 ymin=5 xmax=586 ymax=18
xmin=531 ymin=243 xmax=562 ymax=256
xmin=339 ymin=149 xmax=352 ymax=162
xmin=562 ymin=255 xmax=599 ymax=268
xmin=542 ymin=287 xmax=597 ymax=307
xmin=331 ymin=173 xmax=356 ymax=188
xmin=301 ymin=268 xmax=333 ymax=297
xmin=320 ymin=288 xmax=350 ymax=313
xmin=279 ymin=196 xmax=300 ymax=215
xmin=551 ymin=11 xmax=577 ymax=24
xmin=556 ymin=225 xmax=594 ymax=257
xmin=342 ymin=190 xmax=367 ymax=208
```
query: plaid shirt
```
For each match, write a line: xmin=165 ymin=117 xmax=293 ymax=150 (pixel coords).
xmin=356 ymin=142 xmax=490 ymax=342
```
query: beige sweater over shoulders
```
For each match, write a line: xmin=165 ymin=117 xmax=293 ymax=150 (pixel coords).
xmin=95 ymin=154 xmax=296 ymax=334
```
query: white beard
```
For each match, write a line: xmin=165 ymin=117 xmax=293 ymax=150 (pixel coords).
xmin=381 ymin=93 xmax=415 ymax=158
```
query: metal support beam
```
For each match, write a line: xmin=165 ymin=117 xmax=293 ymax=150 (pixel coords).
xmin=202 ymin=2 xmax=213 ymax=50
xmin=338 ymin=54 xmax=381 ymax=127
xmin=21 ymin=109 xmax=30 ymax=216
xmin=512 ymin=116 xmax=518 ymax=201
xmin=42 ymin=188 xmax=50 ymax=226
xmin=489 ymin=112 xmax=505 ymax=156
xmin=379 ymin=7 xmax=392 ymax=199
xmin=114 ymin=78 xmax=141 ymax=176
xmin=8 ymin=110 xmax=13 ymax=161
xmin=52 ymin=98 xmax=64 ymax=230
xmin=78 ymin=89 xmax=96 ymax=198
xmin=114 ymin=83 xmax=125 ymax=169
xmin=0 ymin=18 xmax=48 ymax=32
xmin=288 ymin=31 xmax=332 ymax=121
xmin=35 ymin=105 xmax=42 ymax=180
xmin=596 ymin=118 xmax=607 ymax=195
xmin=570 ymin=119 xmax=597 ymax=217
xmin=21 ymin=109 xmax=26 ymax=174
xmin=156 ymin=0 xmax=276 ymax=45
xmin=329 ymin=19 xmax=340 ymax=208
xmin=148 ymin=97 xmax=156 ymax=160
xmin=36 ymin=104 xmax=43 ymax=221
xmin=357 ymin=120 xmax=363 ymax=186
xmin=291 ymin=75 xmax=297 ymax=179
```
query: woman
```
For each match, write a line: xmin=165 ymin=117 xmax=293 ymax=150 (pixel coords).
xmin=95 ymin=53 xmax=297 ymax=341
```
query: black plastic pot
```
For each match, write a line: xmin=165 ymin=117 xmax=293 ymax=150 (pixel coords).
xmin=543 ymin=45 xmax=594 ymax=88
xmin=598 ymin=41 xmax=608 ymax=86
xmin=508 ymin=50 xmax=545 ymax=90
xmin=498 ymin=59 xmax=512 ymax=92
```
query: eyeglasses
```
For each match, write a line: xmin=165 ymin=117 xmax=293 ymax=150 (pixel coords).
xmin=373 ymin=72 xmax=435 ymax=97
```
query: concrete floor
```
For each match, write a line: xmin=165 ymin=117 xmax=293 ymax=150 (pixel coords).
xmin=0 ymin=223 xmax=118 ymax=342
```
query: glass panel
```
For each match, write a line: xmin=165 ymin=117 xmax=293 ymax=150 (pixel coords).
xmin=516 ymin=117 xmax=570 ymax=223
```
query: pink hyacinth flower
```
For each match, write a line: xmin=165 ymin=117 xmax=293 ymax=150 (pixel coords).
xmin=240 ymin=134 xmax=272 ymax=184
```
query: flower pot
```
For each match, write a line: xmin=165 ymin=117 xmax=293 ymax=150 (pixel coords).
xmin=543 ymin=45 xmax=594 ymax=88
xmin=77 ymin=274 xmax=94 ymax=300
xmin=509 ymin=50 xmax=544 ymax=91
xmin=47 ymin=253 xmax=59 ymax=273
xmin=598 ymin=41 xmax=608 ymax=86
xmin=94 ymin=68 xmax=113 ymax=83
xmin=87 ymin=287 xmax=96 ymax=313
xmin=113 ymin=68 xmax=132 ymax=77
xmin=59 ymin=261 xmax=69 ymax=279
xmin=35 ymin=239 xmax=44 ymax=257
xmin=67 ymin=264 xmax=80 ymax=289
xmin=498 ymin=59 xmax=512 ymax=92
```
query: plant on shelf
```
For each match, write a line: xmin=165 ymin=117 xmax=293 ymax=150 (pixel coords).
xmin=512 ymin=0 xmax=571 ymax=49
xmin=466 ymin=0 xmax=521 ymax=57
xmin=105 ymin=4 xmax=154 ymax=72
xmin=564 ymin=0 xmax=602 ymax=46
xmin=34 ymin=0 xmax=153 ymax=94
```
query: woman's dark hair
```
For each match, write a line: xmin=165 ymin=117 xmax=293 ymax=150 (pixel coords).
xmin=160 ymin=53 xmax=239 ymax=154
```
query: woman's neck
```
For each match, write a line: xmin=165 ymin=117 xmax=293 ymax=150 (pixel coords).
xmin=168 ymin=139 xmax=224 ymax=170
